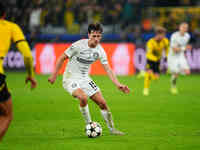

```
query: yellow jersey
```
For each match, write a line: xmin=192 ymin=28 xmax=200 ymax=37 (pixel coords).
xmin=146 ymin=37 xmax=169 ymax=62
xmin=0 ymin=19 xmax=34 ymax=76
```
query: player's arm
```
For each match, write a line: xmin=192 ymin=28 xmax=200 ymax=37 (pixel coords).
xmin=48 ymin=53 xmax=68 ymax=84
xmin=102 ymin=64 xmax=130 ymax=94
xmin=165 ymin=39 xmax=170 ymax=57
xmin=12 ymin=24 xmax=36 ymax=89
xmin=186 ymin=44 xmax=192 ymax=50
xmin=99 ymin=46 xmax=129 ymax=93
xmin=186 ymin=35 xmax=192 ymax=51
xmin=48 ymin=44 xmax=76 ymax=84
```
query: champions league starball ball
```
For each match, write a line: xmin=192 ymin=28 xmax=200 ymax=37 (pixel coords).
xmin=85 ymin=122 xmax=102 ymax=138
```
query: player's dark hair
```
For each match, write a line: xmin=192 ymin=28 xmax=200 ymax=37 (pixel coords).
xmin=179 ymin=22 xmax=188 ymax=27
xmin=88 ymin=23 xmax=103 ymax=34
xmin=0 ymin=2 xmax=6 ymax=17
xmin=155 ymin=26 xmax=166 ymax=34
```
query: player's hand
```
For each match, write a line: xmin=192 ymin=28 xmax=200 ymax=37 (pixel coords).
xmin=117 ymin=84 xmax=130 ymax=94
xmin=25 ymin=76 xmax=37 ymax=89
xmin=186 ymin=44 xmax=192 ymax=50
xmin=48 ymin=75 xmax=57 ymax=84
xmin=173 ymin=47 xmax=181 ymax=53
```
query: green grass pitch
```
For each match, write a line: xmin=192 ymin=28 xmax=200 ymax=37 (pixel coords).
xmin=1 ymin=72 xmax=200 ymax=150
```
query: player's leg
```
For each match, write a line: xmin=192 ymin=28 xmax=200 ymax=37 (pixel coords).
xmin=90 ymin=91 xmax=124 ymax=135
xmin=63 ymin=80 xmax=91 ymax=124
xmin=168 ymin=57 xmax=179 ymax=94
xmin=143 ymin=69 xmax=152 ymax=96
xmin=173 ymin=57 xmax=190 ymax=94
xmin=170 ymin=57 xmax=190 ymax=94
xmin=144 ymin=60 xmax=160 ymax=95
xmin=170 ymin=73 xmax=179 ymax=94
xmin=0 ymin=74 xmax=13 ymax=141
xmin=171 ymin=68 xmax=190 ymax=95
xmin=153 ymin=61 xmax=160 ymax=80
xmin=72 ymin=89 xmax=92 ymax=124
xmin=0 ymin=97 xmax=13 ymax=141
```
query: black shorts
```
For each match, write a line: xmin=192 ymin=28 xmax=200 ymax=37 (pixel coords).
xmin=0 ymin=73 xmax=11 ymax=102
xmin=146 ymin=59 xmax=160 ymax=73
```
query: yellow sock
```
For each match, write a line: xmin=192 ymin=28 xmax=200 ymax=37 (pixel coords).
xmin=144 ymin=72 xmax=151 ymax=89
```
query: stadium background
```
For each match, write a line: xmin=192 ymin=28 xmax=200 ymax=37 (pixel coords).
xmin=3 ymin=0 xmax=200 ymax=74
xmin=1 ymin=1 xmax=200 ymax=150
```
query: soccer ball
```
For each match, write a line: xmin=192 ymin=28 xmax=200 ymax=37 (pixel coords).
xmin=85 ymin=122 xmax=102 ymax=138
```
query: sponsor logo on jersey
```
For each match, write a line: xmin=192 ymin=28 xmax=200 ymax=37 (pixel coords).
xmin=77 ymin=57 xmax=94 ymax=64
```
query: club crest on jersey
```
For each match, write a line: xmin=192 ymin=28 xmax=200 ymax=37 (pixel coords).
xmin=93 ymin=52 xmax=99 ymax=59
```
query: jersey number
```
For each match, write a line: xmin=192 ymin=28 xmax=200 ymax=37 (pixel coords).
xmin=89 ymin=81 xmax=97 ymax=90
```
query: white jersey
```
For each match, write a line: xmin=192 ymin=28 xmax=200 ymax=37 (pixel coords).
xmin=168 ymin=31 xmax=190 ymax=73
xmin=169 ymin=31 xmax=190 ymax=58
xmin=63 ymin=39 xmax=108 ymax=80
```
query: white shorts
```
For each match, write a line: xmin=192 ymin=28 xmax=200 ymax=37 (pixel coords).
xmin=168 ymin=56 xmax=190 ymax=74
xmin=62 ymin=77 xmax=100 ymax=97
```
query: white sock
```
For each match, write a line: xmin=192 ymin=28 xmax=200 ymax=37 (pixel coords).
xmin=79 ymin=105 xmax=91 ymax=124
xmin=101 ymin=110 xmax=114 ymax=131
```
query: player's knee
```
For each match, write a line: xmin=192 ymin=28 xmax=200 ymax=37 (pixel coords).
xmin=78 ymin=95 xmax=88 ymax=106
xmin=173 ymin=73 xmax=179 ymax=78
xmin=154 ymin=74 xmax=159 ymax=80
xmin=0 ymin=108 xmax=13 ymax=122
xmin=147 ymin=70 xmax=152 ymax=74
xmin=0 ymin=107 xmax=7 ymax=117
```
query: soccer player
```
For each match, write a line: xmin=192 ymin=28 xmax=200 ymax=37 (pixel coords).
xmin=0 ymin=2 xmax=37 ymax=141
xmin=168 ymin=22 xmax=192 ymax=94
xmin=143 ymin=26 xmax=169 ymax=96
xmin=48 ymin=23 xmax=130 ymax=135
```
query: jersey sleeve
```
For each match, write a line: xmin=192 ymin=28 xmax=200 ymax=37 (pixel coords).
xmin=11 ymin=23 xmax=26 ymax=42
xmin=11 ymin=23 xmax=31 ymax=57
xmin=99 ymin=46 xmax=108 ymax=64
xmin=64 ymin=43 xmax=78 ymax=58
xmin=11 ymin=23 xmax=34 ymax=77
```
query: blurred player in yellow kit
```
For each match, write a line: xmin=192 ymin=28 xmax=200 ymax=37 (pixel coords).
xmin=143 ymin=27 xmax=169 ymax=96
xmin=0 ymin=2 xmax=37 ymax=141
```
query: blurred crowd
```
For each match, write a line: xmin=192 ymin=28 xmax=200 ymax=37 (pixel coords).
xmin=4 ymin=0 xmax=143 ymax=34
xmin=3 ymin=0 xmax=200 ymax=41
